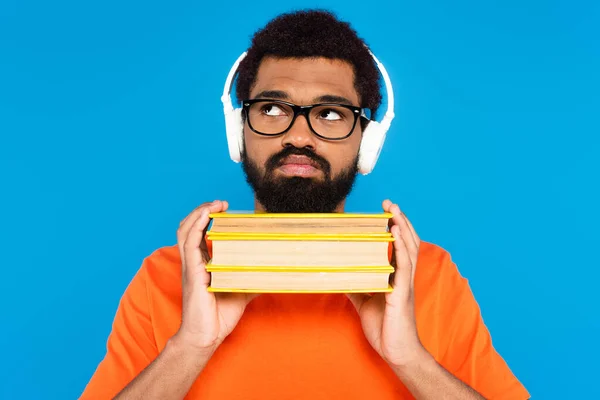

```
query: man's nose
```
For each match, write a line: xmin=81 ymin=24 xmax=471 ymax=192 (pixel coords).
xmin=281 ymin=113 xmax=317 ymax=150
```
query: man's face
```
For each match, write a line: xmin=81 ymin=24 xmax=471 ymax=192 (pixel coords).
xmin=241 ymin=57 xmax=363 ymax=213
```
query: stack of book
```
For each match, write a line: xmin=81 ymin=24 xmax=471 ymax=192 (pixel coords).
xmin=205 ymin=212 xmax=395 ymax=293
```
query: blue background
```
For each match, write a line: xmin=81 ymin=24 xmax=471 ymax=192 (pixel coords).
xmin=1 ymin=0 xmax=598 ymax=398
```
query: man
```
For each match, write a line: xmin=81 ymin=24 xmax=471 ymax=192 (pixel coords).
xmin=80 ymin=10 xmax=529 ymax=400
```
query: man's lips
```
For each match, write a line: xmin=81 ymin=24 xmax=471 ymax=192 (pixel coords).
xmin=277 ymin=155 xmax=321 ymax=177
xmin=280 ymin=155 xmax=320 ymax=168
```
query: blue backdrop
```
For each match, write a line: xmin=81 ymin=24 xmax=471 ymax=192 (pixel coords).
xmin=1 ymin=0 xmax=598 ymax=398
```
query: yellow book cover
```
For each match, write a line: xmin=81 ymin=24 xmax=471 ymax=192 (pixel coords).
xmin=206 ymin=262 xmax=394 ymax=273
xmin=207 ymin=211 xmax=393 ymax=236
xmin=206 ymin=232 xmax=394 ymax=241
xmin=209 ymin=211 xmax=393 ymax=219
xmin=206 ymin=286 xmax=394 ymax=294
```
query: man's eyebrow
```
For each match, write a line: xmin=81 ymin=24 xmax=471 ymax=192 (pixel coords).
xmin=313 ymin=95 xmax=354 ymax=106
xmin=252 ymin=90 xmax=289 ymax=100
xmin=251 ymin=91 xmax=356 ymax=106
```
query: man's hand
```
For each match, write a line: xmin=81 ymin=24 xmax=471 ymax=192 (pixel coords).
xmin=173 ymin=200 xmax=258 ymax=357
xmin=347 ymin=200 xmax=485 ymax=399
xmin=346 ymin=199 xmax=426 ymax=368
xmin=113 ymin=200 xmax=258 ymax=399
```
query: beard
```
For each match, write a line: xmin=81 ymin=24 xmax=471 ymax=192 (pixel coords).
xmin=241 ymin=146 xmax=359 ymax=213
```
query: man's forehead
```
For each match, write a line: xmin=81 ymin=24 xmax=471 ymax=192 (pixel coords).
xmin=249 ymin=56 xmax=359 ymax=105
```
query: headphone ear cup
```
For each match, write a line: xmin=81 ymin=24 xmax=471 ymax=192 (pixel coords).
xmin=224 ymin=108 xmax=244 ymax=162
xmin=358 ymin=121 xmax=386 ymax=175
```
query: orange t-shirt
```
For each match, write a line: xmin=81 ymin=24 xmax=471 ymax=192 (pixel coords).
xmin=80 ymin=242 xmax=529 ymax=399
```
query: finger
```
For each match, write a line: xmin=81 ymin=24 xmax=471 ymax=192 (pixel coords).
xmin=383 ymin=199 xmax=403 ymax=230
xmin=345 ymin=293 xmax=370 ymax=313
xmin=178 ymin=200 xmax=229 ymax=237
xmin=245 ymin=293 xmax=260 ymax=304
xmin=216 ymin=292 xmax=261 ymax=307
xmin=382 ymin=199 xmax=393 ymax=212
xmin=384 ymin=199 xmax=397 ymax=231
xmin=182 ymin=200 xmax=229 ymax=231
xmin=387 ymin=203 xmax=418 ymax=266
xmin=400 ymin=214 xmax=420 ymax=288
xmin=177 ymin=200 xmax=229 ymax=259
xmin=383 ymin=199 xmax=419 ymax=244
xmin=179 ymin=201 xmax=214 ymax=230
xmin=389 ymin=225 xmax=412 ymax=295
xmin=182 ymin=200 xmax=229 ymax=284
xmin=177 ymin=202 xmax=211 ymax=261
xmin=399 ymin=223 xmax=418 ymax=287
xmin=400 ymin=212 xmax=420 ymax=247
xmin=182 ymin=209 xmax=212 ymax=286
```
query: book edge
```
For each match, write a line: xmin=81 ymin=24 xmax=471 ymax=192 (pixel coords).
xmin=209 ymin=212 xmax=393 ymax=219
xmin=206 ymin=285 xmax=394 ymax=294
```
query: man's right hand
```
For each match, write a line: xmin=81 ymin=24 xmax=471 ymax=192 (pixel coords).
xmin=113 ymin=200 xmax=256 ymax=399
xmin=173 ymin=200 xmax=257 ymax=357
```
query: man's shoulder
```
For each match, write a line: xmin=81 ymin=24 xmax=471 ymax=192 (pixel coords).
xmin=419 ymin=240 xmax=451 ymax=262
xmin=416 ymin=241 xmax=467 ymax=293
xmin=418 ymin=241 xmax=459 ymax=274
xmin=137 ymin=244 xmax=182 ymax=295
xmin=144 ymin=244 xmax=181 ymax=268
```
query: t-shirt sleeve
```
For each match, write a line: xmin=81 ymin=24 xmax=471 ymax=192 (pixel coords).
xmin=438 ymin=254 xmax=530 ymax=400
xmin=79 ymin=262 xmax=158 ymax=399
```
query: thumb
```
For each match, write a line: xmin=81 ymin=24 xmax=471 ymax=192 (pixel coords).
xmin=346 ymin=293 xmax=370 ymax=313
xmin=245 ymin=293 xmax=260 ymax=305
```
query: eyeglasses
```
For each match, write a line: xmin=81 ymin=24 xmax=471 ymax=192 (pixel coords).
xmin=242 ymin=99 xmax=372 ymax=140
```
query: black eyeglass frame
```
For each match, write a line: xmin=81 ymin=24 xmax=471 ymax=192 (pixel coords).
xmin=241 ymin=99 xmax=372 ymax=141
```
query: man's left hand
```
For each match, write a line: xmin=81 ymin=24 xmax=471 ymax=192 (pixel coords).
xmin=346 ymin=199 xmax=429 ymax=369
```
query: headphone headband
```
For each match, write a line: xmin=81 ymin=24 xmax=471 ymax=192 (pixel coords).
xmin=221 ymin=51 xmax=248 ymax=112
xmin=366 ymin=50 xmax=395 ymax=129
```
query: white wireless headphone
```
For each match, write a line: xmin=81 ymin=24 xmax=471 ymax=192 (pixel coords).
xmin=220 ymin=49 xmax=395 ymax=175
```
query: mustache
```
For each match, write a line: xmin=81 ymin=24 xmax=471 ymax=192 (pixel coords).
xmin=265 ymin=146 xmax=331 ymax=176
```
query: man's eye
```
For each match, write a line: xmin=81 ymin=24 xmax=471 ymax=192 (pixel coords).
xmin=261 ymin=104 xmax=287 ymax=116
xmin=318 ymin=109 xmax=343 ymax=121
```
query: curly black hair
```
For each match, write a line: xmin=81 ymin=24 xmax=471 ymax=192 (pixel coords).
xmin=235 ymin=9 xmax=382 ymax=118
